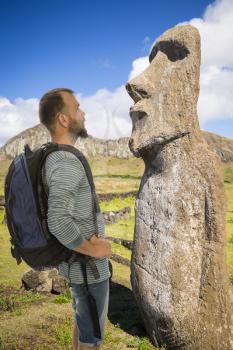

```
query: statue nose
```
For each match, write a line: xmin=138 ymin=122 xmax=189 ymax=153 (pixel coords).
xmin=126 ymin=81 xmax=150 ymax=103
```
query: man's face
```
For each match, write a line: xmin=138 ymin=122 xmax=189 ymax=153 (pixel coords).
xmin=62 ymin=92 xmax=88 ymax=139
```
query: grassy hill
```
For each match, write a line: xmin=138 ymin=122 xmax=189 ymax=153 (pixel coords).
xmin=0 ymin=157 xmax=232 ymax=350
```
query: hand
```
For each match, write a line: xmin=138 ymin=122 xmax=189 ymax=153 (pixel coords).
xmin=90 ymin=235 xmax=112 ymax=259
xmin=89 ymin=233 xmax=99 ymax=243
xmin=74 ymin=234 xmax=112 ymax=259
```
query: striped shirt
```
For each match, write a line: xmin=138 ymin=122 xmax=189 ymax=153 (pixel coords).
xmin=42 ymin=149 xmax=110 ymax=285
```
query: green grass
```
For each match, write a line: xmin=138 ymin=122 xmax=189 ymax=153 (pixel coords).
xmin=88 ymin=156 xmax=144 ymax=178
xmin=53 ymin=315 xmax=73 ymax=350
xmin=100 ymin=196 xmax=135 ymax=254
xmin=111 ymin=260 xmax=131 ymax=289
xmin=90 ymin=156 xmax=143 ymax=194
xmin=0 ymin=287 xmax=43 ymax=313
xmin=224 ymin=166 xmax=233 ymax=183
xmin=0 ymin=159 xmax=11 ymax=196
xmin=53 ymin=291 xmax=72 ymax=304
xmin=0 ymin=210 xmax=29 ymax=287
xmin=111 ymin=241 xmax=132 ymax=260
xmin=126 ymin=337 xmax=156 ymax=350
xmin=100 ymin=195 xmax=135 ymax=212
xmin=106 ymin=215 xmax=135 ymax=240
xmin=95 ymin=174 xmax=141 ymax=180
xmin=94 ymin=176 xmax=140 ymax=194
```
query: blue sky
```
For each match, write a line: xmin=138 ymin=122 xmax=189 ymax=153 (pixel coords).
xmin=0 ymin=0 xmax=233 ymax=144
xmin=0 ymin=0 xmax=211 ymax=99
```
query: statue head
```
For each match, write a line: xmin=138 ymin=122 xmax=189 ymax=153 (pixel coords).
xmin=126 ymin=25 xmax=201 ymax=157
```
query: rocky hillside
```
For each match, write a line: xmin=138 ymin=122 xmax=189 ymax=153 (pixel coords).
xmin=0 ymin=123 xmax=233 ymax=162
xmin=203 ymin=131 xmax=233 ymax=163
xmin=0 ymin=124 xmax=130 ymax=160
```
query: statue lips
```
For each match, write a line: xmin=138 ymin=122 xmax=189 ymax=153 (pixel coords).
xmin=129 ymin=105 xmax=191 ymax=157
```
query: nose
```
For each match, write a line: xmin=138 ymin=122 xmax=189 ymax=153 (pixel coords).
xmin=125 ymin=77 xmax=151 ymax=103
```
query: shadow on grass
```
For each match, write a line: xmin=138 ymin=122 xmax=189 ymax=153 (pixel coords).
xmin=108 ymin=280 xmax=147 ymax=338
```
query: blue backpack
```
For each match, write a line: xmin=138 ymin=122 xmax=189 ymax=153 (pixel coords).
xmin=4 ymin=142 xmax=101 ymax=270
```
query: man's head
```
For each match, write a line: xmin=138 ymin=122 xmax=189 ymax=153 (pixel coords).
xmin=39 ymin=88 xmax=88 ymax=143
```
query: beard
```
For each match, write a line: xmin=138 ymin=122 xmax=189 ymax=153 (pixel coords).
xmin=68 ymin=119 xmax=88 ymax=142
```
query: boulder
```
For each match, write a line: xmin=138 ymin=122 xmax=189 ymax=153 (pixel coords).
xmin=22 ymin=268 xmax=69 ymax=294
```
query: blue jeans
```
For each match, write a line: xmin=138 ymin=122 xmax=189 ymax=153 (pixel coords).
xmin=69 ymin=278 xmax=110 ymax=347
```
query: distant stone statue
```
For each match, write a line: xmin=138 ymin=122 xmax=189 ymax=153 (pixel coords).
xmin=126 ymin=24 xmax=233 ymax=349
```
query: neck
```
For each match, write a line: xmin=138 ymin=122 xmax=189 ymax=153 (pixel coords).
xmin=51 ymin=133 xmax=77 ymax=146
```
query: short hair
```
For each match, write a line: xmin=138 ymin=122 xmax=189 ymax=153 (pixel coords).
xmin=39 ymin=88 xmax=74 ymax=133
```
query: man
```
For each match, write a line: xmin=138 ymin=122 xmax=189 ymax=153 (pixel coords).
xmin=39 ymin=88 xmax=112 ymax=350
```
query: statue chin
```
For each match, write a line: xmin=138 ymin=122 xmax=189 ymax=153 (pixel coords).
xmin=130 ymin=132 xmax=192 ymax=158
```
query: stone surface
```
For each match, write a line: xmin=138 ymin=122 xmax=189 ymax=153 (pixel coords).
xmin=126 ymin=24 xmax=233 ymax=349
xmin=0 ymin=122 xmax=232 ymax=163
xmin=22 ymin=268 xmax=69 ymax=294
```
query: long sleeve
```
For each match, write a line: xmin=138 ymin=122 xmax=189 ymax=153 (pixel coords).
xmin=46 ymin=157 xmax=86 ymax=249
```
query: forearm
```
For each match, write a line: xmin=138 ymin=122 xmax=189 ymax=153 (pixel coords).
xmin=74 ymin=234 xmax=112 ymax=259
xmin=73 ymin=237 xmax=96 ymax=257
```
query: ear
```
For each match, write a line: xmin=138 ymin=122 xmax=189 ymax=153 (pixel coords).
xmin=57 ymin=112 xmax=69 ymax=128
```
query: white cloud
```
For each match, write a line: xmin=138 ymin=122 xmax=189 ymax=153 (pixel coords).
xmin=181 ymin=0 xmax=233 ymax=124
xmin=128 ymin=56 xmax=149 ymax=80
xmin=198 ymin=65 xmax=233 ymax=124
xmin=187 ymin=0 xmax=233 ymax=68
xmin=0 ymin=97 xmax=39 ymax=146
xmin=76 ymin=86 xmax=132 ymax=140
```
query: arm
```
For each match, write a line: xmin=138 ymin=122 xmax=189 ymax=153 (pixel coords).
xmin=74 ymin=234 xmax=112 ymax=258
xmin=46 ymin=157 xmax=112 ymax=258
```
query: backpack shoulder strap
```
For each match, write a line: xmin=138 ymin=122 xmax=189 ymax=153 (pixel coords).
xmin=38 ymin=142 xmax=100 ymax=223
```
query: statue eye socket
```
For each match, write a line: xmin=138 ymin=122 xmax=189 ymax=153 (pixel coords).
xmin=149 ymin=40 xmax=190 ymax=63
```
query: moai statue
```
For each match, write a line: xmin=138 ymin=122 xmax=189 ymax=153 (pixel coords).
xmin=126 ymin=25 xmax=233 ymax=350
